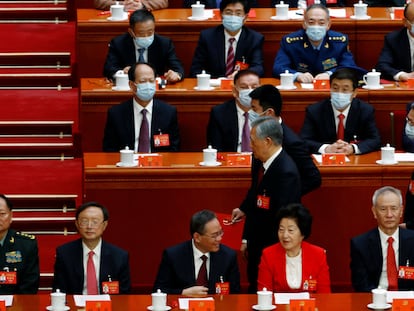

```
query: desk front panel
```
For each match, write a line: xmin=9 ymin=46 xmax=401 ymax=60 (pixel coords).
xmin=84 ymin=152 xmax=414 ymax=291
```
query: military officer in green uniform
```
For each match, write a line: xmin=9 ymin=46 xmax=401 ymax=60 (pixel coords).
xmin=0 ymin=194 xmax=39 ymax=294
xmin=272 ymin=4 xmax=358 ymax=83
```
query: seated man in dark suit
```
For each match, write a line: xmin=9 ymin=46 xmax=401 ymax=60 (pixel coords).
xmin=53 ymin=202 xmax=131 ymax=294
xmin=300 ymin=67 xmax=381 ymax=155
xmin=103 ymin=10 xmax=184 ymax=83
xmin=207 ymin=69 xmax=260 ymax=152
xmin=94 ymin=0 xmax=168 ymax=11
xmin=351 ymin=186 xmax=414 ymax=292
xmin=376 ymin=3 xmax=414 ymax=81
xmin=153 ymin=210 xmax=240 ymax=295
xmin=403 ymin=102 xmax=414 ymax=152
xmin=190 ymin=0 xmax=264 ymax=79
xmin=184 ymin=0 xmax=257 ymax=8
xmin=103 ymin=62 xmax=180 ymax=152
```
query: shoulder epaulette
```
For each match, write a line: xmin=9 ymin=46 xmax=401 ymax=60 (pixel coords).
xmin=286 ymin=36 xmax=304 ymax=44
xmin=15 ymin=232 xmax=35 ymax=240
xmin=328 ymin=35 xmax=346 ymax=43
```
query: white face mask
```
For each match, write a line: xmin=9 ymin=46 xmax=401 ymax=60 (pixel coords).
xmin=330 ymin=92 xmax=352 ymax=111
xmin=306 ymin=25 xmax=327 ymax=42
xmin=406 ymin=122 xmax=414 ymax=138
xmin=238 ymin=89 xmax=252 ymax=108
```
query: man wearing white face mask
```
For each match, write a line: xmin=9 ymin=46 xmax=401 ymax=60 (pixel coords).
xmin=272 ymin=4 xmax=357 ymax=83
xmin=103 ymin=62 xmax=180 ymax=152
xmin=299 ymin=68 xmax=381 ymax=155
xmin=403 ymin=102 xmax=414 ymax=152
xmin=103 ymin=9 xmax=184 ymax=83
xmin=207 ymin=69 xmax=260 ymax=151
xmin=190 ymin=0 xmax=264 ymax=79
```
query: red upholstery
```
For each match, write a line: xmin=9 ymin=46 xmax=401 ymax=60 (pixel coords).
xmin=215 ymin=212 xmax=244 ymax=250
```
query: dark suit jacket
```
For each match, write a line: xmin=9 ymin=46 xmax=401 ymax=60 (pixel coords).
xmin=153 ymin=240 xmax=240 ymax=294
xmin=53 ymin=239 xmax=131 ymax=294
xmin=190 ymin=25 xmax=264 ymax=78
xmin=350 ymin=228 xmax=414 ymax=292
xmin=403 ymin=103 xmax=414 ymax=153
xmin=102 ymin=98 xmax=180 ymax=152
xmin=183 ymin=0 xmax=258 ymax=7
xmin=206 ymin=101 xmax=321 ymax=195
xmin=103 ymin=33 xmax=184 ymax=80
xmin=376 ymin=28 xmax=411 ymax=81
xmin=299 ymin=98 xmax=381 ymax=154
xmin=364 ymin=0 xmax=404 ymax=6
xmin=405 ymin=171 xmax=414 ymax=230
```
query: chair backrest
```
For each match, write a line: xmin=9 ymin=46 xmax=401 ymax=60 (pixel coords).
xmin=390 ymin=110 xmax=407 ymax=150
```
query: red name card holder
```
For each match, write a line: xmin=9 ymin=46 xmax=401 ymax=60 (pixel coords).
xmin=0 ymin=300 xmax=5 ymax=311
xmin=188 ymin=300 xmax=215 ymax=311
xmin=226 ymin=153 xmax=252 ymax=166
xmin=313 ymin=79 xmax=330 ymax=90
xmin=85 ymin=300 xmax=112 ymax=311
xmin=138 ymin=154 xmax=163 ymax=167
xmin=290 ymin=298 xmax=316 ymax=311
xmin=322 ymin=153 xmax=345 ymax=165
xmin=392 ymin=298 xmax=414 ymax=311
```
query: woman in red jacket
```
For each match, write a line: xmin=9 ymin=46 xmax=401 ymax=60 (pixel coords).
xmin=257 ymin=203 xmax=331 ymax=293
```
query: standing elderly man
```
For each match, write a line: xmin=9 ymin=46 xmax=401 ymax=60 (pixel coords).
xmin=232 ymin=117 xmax=301 ymax=293
xmin=351 ymin=186 xmax=414 ymax=292
xmin=94 ymin=0 xmax=168 ymax=11
xmin=272 ymin=4 xmax=357 ymax=82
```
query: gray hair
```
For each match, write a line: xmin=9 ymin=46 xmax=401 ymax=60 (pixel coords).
xmin=251 ymin=116 xmax=283 ymax=146
xmin=372 ymin=186 xmax=403 ymax=206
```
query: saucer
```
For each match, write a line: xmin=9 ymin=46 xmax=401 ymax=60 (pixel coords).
xmin=116 ymin=161 xmax=138 ymax=167
xmin=252 ymin=304 xmax=277 ymax=311
xmin=367 ymin=303 xmax=391 ymax=310
xmin=147 ymin=306 xmax=171 ymax=311
xmin=350 ymin=15 xmax=371 ymax=19
xmin=188 ymin=16 xmax=209 ymax=21
xmin=199 ymin=161 xmax=222 ymax=167
xmin=107 ymin=13 xmax=128 ymax=21
xmin=112 ymin=86 xmax=130 ymax=91
xmin=362 ymin=85 xmax=384 ymax=90
xmin=46 ymin=306 xmax=70 ymax=311
xmin=276 ymin=85 xmax=297 ymax=90
xmin=194 ymin=86 xmax=215 ymax=91
xmin=270 ymin=15 xmax=289 ymax=20
xmin=376 ymin=160 xmax=398 ymax=165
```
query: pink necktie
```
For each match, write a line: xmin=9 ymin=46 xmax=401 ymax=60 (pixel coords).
xmin=225 ymin=38 xmax=235 ymax=77
xmin=87 ymin=251 xmax=98 ymax=294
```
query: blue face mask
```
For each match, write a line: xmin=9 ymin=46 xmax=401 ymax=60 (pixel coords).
xmin=135 ymin=82 xmax=156 ymax=101
xmin=406 ymin=122 xmax=414 ymax=138
xmin=306 ymin=25 xmax=327 ymax=42
xmin=330 ymin=92 xmax=352 ymax=111
xmin=222 ymin=15 xmax=244 ymax=33
xmin=238 ymin=89 xmax=252 ymax=108
xmin=134 ymin=34 xmax=154 ymax=49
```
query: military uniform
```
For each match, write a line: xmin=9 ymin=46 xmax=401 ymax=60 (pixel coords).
xmin=0 ymin=229 xmax=39 ymax=294
xmin=272 ymin=29 xmax=357 ymax=78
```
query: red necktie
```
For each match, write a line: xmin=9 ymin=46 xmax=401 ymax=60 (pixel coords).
xmin=87 ymin=251 xmax=98 ymax=294
xmin=241 ymin=112 xmax=251 ymax=152
xmin=256 ymin=164 xmax=265 ymax=189
xmin=387 ymin=237 xmax=398 ymax=290
xmin=138 ymin=109 xmax=150 ymax=152
xmin=196 ymin=255 xmax=208 ymax=286
xmin=225 ymin=38 xmax=235 ymax=77
xmin=337 ymin=113 xmax=345 ymax=140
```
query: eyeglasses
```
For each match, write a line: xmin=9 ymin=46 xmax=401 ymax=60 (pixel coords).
xmin=77 ymin=219 xmax=105 ymax=228
xmin=202 ymin=230 xmax=224 ymax=239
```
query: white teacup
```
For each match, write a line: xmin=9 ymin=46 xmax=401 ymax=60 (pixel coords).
xmin=152 ymin=289 xmax=167 ymax=310
xmin=114 ymin=70 xmax=129 ymax=90
xmin=363 ymin=69 xmax=381 ymax=88
xmin=354 ymin=1 xmax=368 ymax=18
xmin=371 ymin=288 xmax=387 ymax=307
xmin=197 ymin=70 xmax=211 ymax=90
xmin=120 ymin=146 xmax=134 ymax=165
xmin=280 ymin=70 xmax=294 ymax=88
xmin=203 ymin=145 xmax=217 ymax=165
xmin=110 ymin=3 xmax=125 ymax=20
xmin=257 ymin=288 xmax=273 ymax=308
xmin=276 ymin=1 xmax=289 ymax=19
xmin=51 ymin=290 xmax=66 ymax=311
xmin=191 ymin=1 xmax=205 ymax=19
xmin=381 ymin=143 xmax=395 ymax=164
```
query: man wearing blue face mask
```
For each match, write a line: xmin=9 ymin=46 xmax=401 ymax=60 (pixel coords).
xmin=103 ymin=9 xmax=184 ymax=83
xmin=103 ymin=62 xmax=180 ymax=152
xmin=272 ymin=4 xmax=357 ymax=83
xmin=206 ymin=69 xmax=260 ymax=152
xmin=189 ymin=0 xmax=264 ymax=79
xmin=299 ymin=68 xmax=381 ymax=155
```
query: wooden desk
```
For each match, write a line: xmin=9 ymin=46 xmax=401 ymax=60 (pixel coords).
xmin=81 ymin=77 xmax=412 ymax=152
xmin=84 ymin=152 xmax=414 ymax=292
xmin=77 ymin=8 xmax=401 ymax=78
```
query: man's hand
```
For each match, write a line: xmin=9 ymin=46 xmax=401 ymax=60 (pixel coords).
xmin=296 ymin=72 xmax=314 ymax=83
xmin=182 ymin=286 xmax=209 ymax=297
xmin=231 ymin=208 xmax=245 ymax=222
xmin=124 ymin=0 xmax=143 ymax=10
xmin=164 ymin=70 xmax=182 ymax=83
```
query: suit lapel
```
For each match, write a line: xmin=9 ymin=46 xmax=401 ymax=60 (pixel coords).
xmin=344 ymin=99 xmax=359 ymax=141
xmin=126 ymin=100 xmax=136 ymax=148
xmin=324 ymin=101 xmax=338 ymax=140
xmin=234 ymin=28 xmax=246 ymax=63
xmin=368 ymin=230 xmax=383 ymax=275
xmin=216 ymin=27 xmax=226 ymax=75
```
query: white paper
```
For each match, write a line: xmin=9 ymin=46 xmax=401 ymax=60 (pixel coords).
xmin=274 ymin=292 xmax=310 ymax=304
xmin=73 ymin=294 xmax=111 ymax=307
xmin=0 ymin=295 xmax=13 ymax=307
xmin=288 ymin=10 xmax=304 ymax=19
xmin=178 ymin=297 xmax=214 ymax=310
xmin=328 ymin=8 xmax=347 ymax=18
xmin=386 ymin=290 xmax=414 ymax=303
xmin=312 ymin=154 xmax=350 ymax=163
xmin=300 ymin=83 xmax=314 ymax=89
xmin=394 ymin=153 xmax=414 ymax=162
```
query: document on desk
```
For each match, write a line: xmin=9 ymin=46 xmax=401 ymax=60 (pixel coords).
xmin=274 ymin=292 xmax=310 ymax=304
xmin=0 ymin=296 xmax=13 ymax=306
xmin=394 ymin=153 xmax=414 ymax=162
xmin=386 ymin=290 xmax=414 ymax=303
xmin=328 ymin=8 xmax=347 ymax=18
xmin=312 ymin=154 xmax=350 ymax=163
xmin=178 ymin=297 xmax=214 ymax=310
xmin=73 ymin=294 xmax=111 ymax=307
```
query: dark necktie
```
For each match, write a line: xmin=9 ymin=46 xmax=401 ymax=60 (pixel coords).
xmin=337 ymin=113 xmax=345 ymax=140
xmin=138 ymin=48 xmax=145 ymax=62
xmin=241 ymin=112 xmax=251 ymax=152
xmin=138 ymin=109 xmax=150 ymax=153
xmin=256 ymin=163 xmax=265 ymax=189
xmin=387 ymin=237 xmax=398 ymax=290
xmin=196 ymin=255 xmax=208 ymax=286
xmin=225 ymin=38 xmax=235 ymax=77
xmin=87 ymin=251 xmax=98 ymax=294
